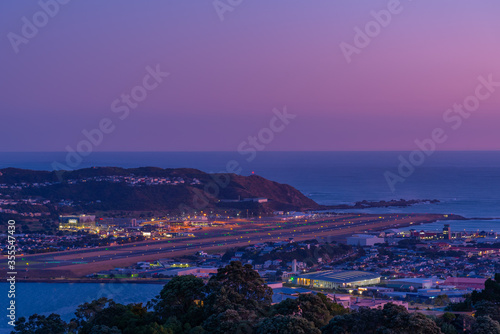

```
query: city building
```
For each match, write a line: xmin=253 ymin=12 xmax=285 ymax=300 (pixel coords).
xmin=59 ymin=215 xmax=96 ymax=230
xmin=443 ymin=277 xmax=487 ymax=290
xmin=98 ymin=217 xmax=137 ymax=227
xmin=346 ymin=234 xmax=384 ymax=246
xmin=289 ymin=270 xmax=381 ymax=289
xmin=443 ymin=224 xmax=451 ymax=240
xmin=386 ymin=277 xmax=445 ymax=290
xmin=328 ymin=294 xmax=352 ymax=308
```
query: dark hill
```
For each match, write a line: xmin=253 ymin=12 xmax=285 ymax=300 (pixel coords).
xmin=0 ymin=167 xmax=320 ymax=213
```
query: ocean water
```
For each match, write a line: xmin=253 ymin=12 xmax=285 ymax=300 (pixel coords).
xmin=0 ymin=283 xmax=163 ymax=334
xmin=1 ymin=151 xmax=499 ymax=218
xmin=400 ymin=219 xmax=500 ymax=234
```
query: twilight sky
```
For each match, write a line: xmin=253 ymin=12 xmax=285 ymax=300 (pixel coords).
xmin=1 ymin=0 xmax=499 ymax=151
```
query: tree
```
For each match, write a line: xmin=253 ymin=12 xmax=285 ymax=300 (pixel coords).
xmin=471 ymin=274 xmax=500 ymax=304
xmin=435 ymin=313 xmax=458 ymax=334
xmin=272 ymin=297 xmax=299 ymax=316
xmin=204 ymin=261 xmax=273 ymax=316
xmin=75 ymin=301 xmax=158 ymax=334
xmin=149 ymin=275 xmax=205 ymax=326
xmin=72 ymin=297 xmax=115 ymax=329
xmin=256 ymin=315 xmax=320 ymax=334
xmin=446 ymin=298 xmax=473 ymax=312
xmin=475 ymin=301 xmax=500 ymax=323
xmin=202 ymin=309 xmax=256 ymax=334
xmin=323 ymin=307 xmax=378 ymax=334
xmin=451 ymin=314 xmax=476 ymax=334
xmin=434 ymin=295 xmax=451 ymax=306
xmin=405 ymin=312 xmax=442 ymax=334
xmin=162 ymin=316 xmax=183 ymax=334
xmin=284 ymin=293 xmax=332 ymax=327
xmin=322 ymin=303 xmax=442 ymax=334
xmin=89 ymin=325 xmax=122 ymax=334
xmin=448 ymin=274 xmax=500 ymax=319
xmin=357 ymin=247 xmax=367 ymax=257
xmin=272 ymin=293 xmax=346 ymax=328
xmin=472 ymin=316 xmax=500 ymax=334
xmin=133 ymin=322 xmax=173 ymax=334
xmin=13 ymin=313 xmax=67 ymax=334
xmin=317 ymin=293 xmax=349 ymax=317
xmin=442 ymin=312 xmax=456 ymax=323
xmin=440 ymin=323 xmax=457 ymax=334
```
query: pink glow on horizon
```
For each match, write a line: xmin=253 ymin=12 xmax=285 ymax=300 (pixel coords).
xmin=1 ymin=0 xmax=499 ymax=151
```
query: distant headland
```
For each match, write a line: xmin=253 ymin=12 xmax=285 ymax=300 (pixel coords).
xmin=0 ymin=167 xmax=444 ymax=222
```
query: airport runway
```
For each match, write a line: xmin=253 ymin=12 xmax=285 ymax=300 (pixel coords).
xmin=1 ymin=213 xmax=448 ymax=278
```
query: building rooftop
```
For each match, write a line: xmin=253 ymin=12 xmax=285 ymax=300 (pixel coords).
xmin=390 ymin=277 xmax=442 ymax=284
xmin=295 ymin=270 xmax=380 ymax=283
xmin=444 ymin=277 xmax=487 ymax=290
xmin=349 ymin=234 xmax=380 ymax=239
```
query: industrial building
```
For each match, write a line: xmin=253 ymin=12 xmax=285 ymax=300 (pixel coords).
xmin=289 ymin=270 xmax=381 ymax=289
xmin=98 ymin=217 xmax=137 ymax=228
xmin=346 ymin=234 xmax=384 ymax=246
xmin=443 ymin=277 xmax=486 ymax=290
xmin=386 ymin=277 xmax=445 ymax=290
xmin=59 ymin=214 xmax=96 ymax=230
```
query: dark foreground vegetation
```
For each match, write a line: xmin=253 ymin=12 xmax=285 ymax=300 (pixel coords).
xmin=12 ymin=263 xmax=500 ymax=334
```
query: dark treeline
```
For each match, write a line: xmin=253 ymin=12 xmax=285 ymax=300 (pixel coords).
xmin=12 ymin=263 xmax=500 ymax=334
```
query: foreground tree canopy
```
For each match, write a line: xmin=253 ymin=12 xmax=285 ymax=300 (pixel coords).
xmin=322 ymin=303 xmax=441 ymax=334
xmin=12 ymin=263 xmax=500 ymax=334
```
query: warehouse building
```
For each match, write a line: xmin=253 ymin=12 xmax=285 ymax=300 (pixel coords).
xmin=386 ymin=277 xmax=445 ymax=290
xmin=289 ymin=270 xmax=381 ymax=289
xmin=346 ymin=234 xmax=384 ymax=246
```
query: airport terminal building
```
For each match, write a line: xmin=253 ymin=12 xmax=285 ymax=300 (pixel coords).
xmin=289 ymin=270 xmax=381 ymax=289
xmin=59 ymin=214 xmax=96 ymax=230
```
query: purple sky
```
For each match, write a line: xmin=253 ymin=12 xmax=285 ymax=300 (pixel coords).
xmin=1 ymin=0 xmax=499 ymax=151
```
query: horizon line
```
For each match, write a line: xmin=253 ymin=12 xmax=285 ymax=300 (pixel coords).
xmin=0 ymin=150 xmax=499 ymax=153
